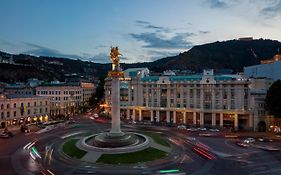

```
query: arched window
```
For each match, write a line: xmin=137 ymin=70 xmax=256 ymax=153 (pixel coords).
xmin=14 ymin=103 xmax=17 ymax=108
xmin=7 ymin=104 xmax=10 ymax=109
xmin=0 ymin=104 xmax=3 ymax=110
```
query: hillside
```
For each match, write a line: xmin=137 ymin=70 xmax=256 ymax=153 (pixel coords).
xmin=1 ymin=38 xmax=281 ymax=83
xmin=153 ymin=39 xmax=281 ymax=72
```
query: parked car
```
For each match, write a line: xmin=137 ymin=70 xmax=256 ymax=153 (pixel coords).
xmin=177 ymin=125 xmax=187 ymax=130
xmin=21 ymin=125 xmax=30 ymax=133
xmin=187 ymin=127 xmax=198 ymax=132
xmin=209 ymin=128 xmax=220 ymax=132
xmin=143 ymin=121 xmax=152 ymax=125
xmin=198 ymin=127 xmax=207 ymax=131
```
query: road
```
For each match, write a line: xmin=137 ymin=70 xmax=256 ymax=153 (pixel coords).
xmin=0 ymin=115 xmax=281 ymax=175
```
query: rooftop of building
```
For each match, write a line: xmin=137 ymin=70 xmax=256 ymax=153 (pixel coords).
xmin=38 ymin=82 xmax=81 ymax=87
xmin=141 ymin=74 xmax=244 ymax=82
xmin=0 ymin=94 xmax=48 ymax=99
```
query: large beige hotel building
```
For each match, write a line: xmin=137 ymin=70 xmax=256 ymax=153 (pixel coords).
xmin=105 ymin=68 xmax=268 ymax=131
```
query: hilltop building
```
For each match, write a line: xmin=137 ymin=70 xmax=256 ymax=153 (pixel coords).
xmin=244 ymin=53 xmax=281 ymax=80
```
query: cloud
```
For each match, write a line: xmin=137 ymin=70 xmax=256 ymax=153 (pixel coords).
xmin=22 ymin=42 xmax=82 ymax=59
xmin=260 ymin=0 xmax=281 ymax=18
xmin=199 ymin=30 xmax=210 ymax=34
xmin=135 ymin=20 xmax=170 ymax=33
xmin=206 ymin=0 xmax=228 ymax=8
xmin=130 ymin=32 xmax=194 ymax=49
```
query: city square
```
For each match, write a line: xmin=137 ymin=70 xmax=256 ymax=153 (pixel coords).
xmin=1 ymin=0 xmax=281 ymax=175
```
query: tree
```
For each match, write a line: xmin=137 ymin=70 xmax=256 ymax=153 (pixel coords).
xmin=265 ymin=80 xmax=281 ymax=118
xmin=89 ymin=75 xmax=106 ymax=107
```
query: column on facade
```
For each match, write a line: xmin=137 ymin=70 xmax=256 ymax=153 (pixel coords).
xmin=180 ymin=86 xmax=184 ymax=107
xmin=173 ymin=111 xmax=176 ymax=124
xmin=128 ymin=84 xmax=132 ymax=106
xmin=249 ymin=114 xmax=253 ymax=129
xmin=227 ymin=87 xmax=231 ymax=110
xmin=167 ymin=86 xmax=171 ymax=108
xmin=211 ymin=87 xmax=215 ymax=109
xmin=157 ymin=87 xmax=160 ymax=107
xmin=166 ymin=111 xmax=170 ymax=123
xmin=211 ymin=113 xmax=216 ymax=127
xmin=234 ymin=113 xmax=238 ymax=131
xmin=139 ymin=109 xmax=142 ymax=121
xmin=150 ymin=110 xmax=154 ymax=122
xmin=183 ymin=111 xmax=186 ymax=124
xmin=146 ymin=86 xmax=149 ymax=107
xmin=193 ymin=112 xmax=196 ymax=125
xmin=200 ymin=87 xmax=204 ymax=110
xmin=193 ymin=89 xmax=197 ymax=109
xmin=220 ymin=113 xmax=223 ymax=127
xmin=187 ymin=87 xmax=190 ymax=108
xmin=200 ymin=112 xmax=204 ymax=126
xmin=126 ymin=109 xmax=130 ymax=120
xmin=132 ymin=109 xmax=136 ymax=121
xmin=156 ymin=110 xmax=160 ymax=122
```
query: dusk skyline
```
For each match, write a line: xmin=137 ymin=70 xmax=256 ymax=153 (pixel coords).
xmin=0 ymin=0 xmax=281 ymax=63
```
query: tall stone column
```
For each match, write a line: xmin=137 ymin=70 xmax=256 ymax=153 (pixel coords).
xmin=166 ymin=111 xmax=170 ymax=123
xmin=220 ymin=113 xmax=224 ymax=128
xmin=193 ymin=112 xmax=196 ymax=125
xmin=109 ymin=77 xmax=123 ymax=136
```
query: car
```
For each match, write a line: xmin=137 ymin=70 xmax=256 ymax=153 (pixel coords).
xmin=0 ymin=133 xmax=9 ymax=138
xmin=258 ymin=137 xmax=273 ymax=142
xmin=209 ymin=128 xmax=220 ymax=132
xmin=177 ymin=125 xmax=186 ymax=130
xmin=198 ymin=127 xmax=207 ymax=131
xmin=128 ymin=121 xmax=136 ymax=124
xmin=236 ymin=142 xmax=249 ymax=148
xmin=21 ymin=125 xmax=30 ymax=133
xmin=93 ymin=113 xmax=99 ymax=118
xmin=199 ymin=133 xmax=212 ymax=137
xmin=187 ymin=127 xmax=198 ymax=132
xmin=243 ymin=138 xmax=255 ymax=143
xmin=143 ymin=121 xmax=152 ymax=125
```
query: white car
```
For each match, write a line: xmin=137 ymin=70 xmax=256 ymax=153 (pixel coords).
xmin=209 ymin=128 xmax=220 ymax=132
xmin=93 ymin=113 xmax=99 ymax=118
xmin=243 ymin=138 xmax=255 ymax=143
xmin=177 ymin=125 xmax=186 ymax=130
xmin=187 ymin=127 xmax=198 ymax=132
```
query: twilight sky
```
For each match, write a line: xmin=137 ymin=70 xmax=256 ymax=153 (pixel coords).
xmin=0 ymin=0 xmax=281 ymax=63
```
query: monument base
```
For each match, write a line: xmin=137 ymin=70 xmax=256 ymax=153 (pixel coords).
xmin=93 ymin=132 xmax=140 ymax=148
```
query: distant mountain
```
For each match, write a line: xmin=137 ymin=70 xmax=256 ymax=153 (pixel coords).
xmin=1 ymin=38 xmax=281 ymax=83
xmin=152 ymin=38 xmax=281 ymax=73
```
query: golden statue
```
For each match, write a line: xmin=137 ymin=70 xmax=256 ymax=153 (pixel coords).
xmin=110 ymin=46 xmax=122 ymax=71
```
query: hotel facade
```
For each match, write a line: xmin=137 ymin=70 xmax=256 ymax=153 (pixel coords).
xmin=105 ymin=68 xmax=253 ymax=131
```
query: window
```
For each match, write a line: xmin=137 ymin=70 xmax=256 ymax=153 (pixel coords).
xmin=34 ymin=102 xmax=36 ymax=106
xmin=21 ymin=103 xmax=24 ymax=107
xmin=45 ymin=108 xmax=48 ymax=112
xmin=40 ymin=108 xmax=42 ymax=113
xmin=14 ymin=103 xmax=17 ymax=108
xmin=45 ymin=101 xmax=48 ymax=105
xmin=27 ymin=110 xmax=30 ymax=115
xmin=28 ymin=102 xmax=30 ymax=107
xmin=40 ymin=101 xmax=42 ymax=106
xmin=7 ymin=104 xmax=9 ymax=109
xmin=7 ymin=112 xmax=10 ymax=118
xmin=0 ymin=104 xmax=3 ymax=109
xmin=14 ymin=111 xmax=16 ymax=117
xmin=1 ymin=112 xmax=4 ymax=119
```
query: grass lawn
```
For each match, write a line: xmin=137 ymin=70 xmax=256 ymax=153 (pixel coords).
xmin=62 ymin=139 xmax=87 ymax=159
xmin=144 ymin=132 xmax=170 ymax=147
xmin=96 ymin=147 xmax=167 ymax=164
